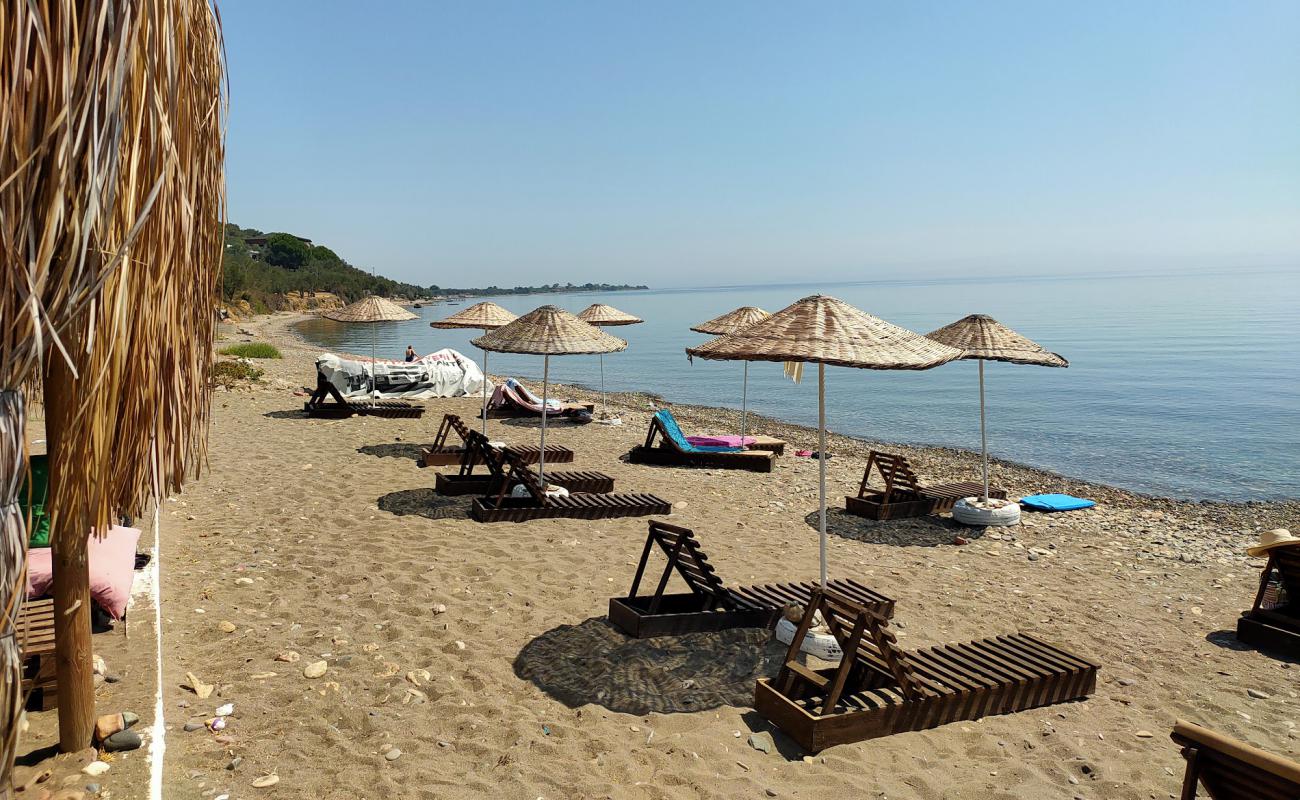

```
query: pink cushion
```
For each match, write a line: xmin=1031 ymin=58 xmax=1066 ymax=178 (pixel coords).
xmin=685 ymin=435 xmax=755 ymax=448
xmin=26 ymin=526 xmax=141 ymax=620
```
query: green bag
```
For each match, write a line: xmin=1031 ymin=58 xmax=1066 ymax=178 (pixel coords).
xmin=20 ymin=455 xmax=50 ymax=549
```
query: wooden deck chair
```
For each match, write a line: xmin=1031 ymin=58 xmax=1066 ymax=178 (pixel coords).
xmin=1171 ymin=720 xmax=1300 ymax=799
xmin=436 ymin=429 xmax=613 ymax=496
xmin=419 ymin=413 xmax=575 ymax=467
xmin=470 ymin=451 xmax=671 ymax=522
xmin=845 ymin=450 xmax=1006 ymax=520
xmin=482 ymin=380 xmax=594 ymax=419
xmin=1237 ymin=544 xmax=1300 ymax=657
xmin=754 ymin=587 xmax=1097 ymax=752
xmin=626 ymin=409 xmax=776 ymax=473
xmin=608 ymin=520 xmax=894 ymax=638
xmin=303 ymin=362 xmax=424 ymax=419
xmin=18 ymin=597 xmax=57 ymax=711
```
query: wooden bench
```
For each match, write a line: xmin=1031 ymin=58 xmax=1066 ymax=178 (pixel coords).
xmin=1237 ymin=544 xmax=1300 ymax=657
xmin=18 ymin=598 xmax=56 ymax=711
xmin=609 ymin=520 xmax=893 ymax=638
xmin=436 ymin=429 xmax=613 ymax=496
xmin=470 ymin=452 xmax=670 ymax=523
xmin=1171 ymin=719 xmax=1300 ymax=799
xmin=845 ymin=450 xmax=1005 ymax=520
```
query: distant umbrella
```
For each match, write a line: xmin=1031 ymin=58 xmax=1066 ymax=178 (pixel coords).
xmin=688 ymin=296 xmax=960 ymax=585
xmin=431 ymin=301 xmax=518 ymax=434
xmin=690 ymin=306 xmax=770 ymax=439
xmin=926 ymin=314 xmax=1068 ymax=501
xmin=323 ymin=296 xmax=418 ymax=404
xmin=577 ymin=304 xmax=643 ymax=421
xmin=474 ymin=307 xmax=627 ymax=484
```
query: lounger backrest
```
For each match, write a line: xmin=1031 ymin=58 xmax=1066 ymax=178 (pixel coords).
xmin=498 ymin=451 xmax=549 ymax=506
xmin=628 ymin=521 xmax=733 ymax=609
xmin=446 ymin=414 xmax=471 ymax=443
xmin=858 ymin=451 xmax=923 ymax=500
xmin=1171 ymin=719 xmax=1300 ymax=799
xmin=465 ymin=430 xmax=508 ymax=482
xmin=651 ymin=410 xmax=742 ymax=454
xmin=431 ymin=414 xmax=455 ymax=449
xmin=1272 ymin=547 xmax=1300 ymax=607
xmin=817 ymin=588 xmax=922 ymax=701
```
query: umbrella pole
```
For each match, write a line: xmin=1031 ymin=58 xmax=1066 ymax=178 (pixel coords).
xmin=599 ymin=353 xmax=607 ymax=418
xmin=481 ymin=349 xmax=490 ymax=436
xmin=539 ymin=355 xmax=550 ymax=487
xmin=741 ymin=362 xmax=748 ymax=440
xmin=818 ymin=362 xmax=827 ymax=588
xmin=370 ymin=323 xmax=377 ymax=407
xmin=979 ymin=359 xmax=988 ymax=502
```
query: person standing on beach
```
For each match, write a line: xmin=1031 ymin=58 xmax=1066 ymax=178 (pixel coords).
xmin=405 ymin=345 xmax=416 ymax=362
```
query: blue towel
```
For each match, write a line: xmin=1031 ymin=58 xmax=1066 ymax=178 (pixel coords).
xmin=655 ymin=409 xmax=742 ymax=453
xmin=1019 ymin=493 xmax=1096 ymax=512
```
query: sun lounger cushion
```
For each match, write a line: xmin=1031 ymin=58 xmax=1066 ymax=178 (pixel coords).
xmin=656 ymin=410 xmax=741 ymax=453
xmin=685 ymin=435 xmax=756 ymax=448
xmin=1019 ymin=493 xmax=1095 ymax=512
xmin=27 ymin=525 xmax=141 ymax=619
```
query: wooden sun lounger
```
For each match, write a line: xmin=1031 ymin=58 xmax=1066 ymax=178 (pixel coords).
xmin=845 ymin=450 xmax=1005 ymax=520
xmin=470 ymin=452 xmax=670 ymax=523
xmin=482 ymin=382 xmax=593 ymax=419
xmin=436 ymin=429 xmax=613 ymax=496
xmin=1171 ymin=719 xmax=1300 ymax=799
xmin=608 ymin=521 xmax=894 ymax=638
xmin=19 ymin=597 xmax=57 ymax=711
xmin=626 ymin=412 xmax=776 ymax=473
xmin=420 ymin=413 xmax=575 ymax=467
xmin=754 ymin=587 xmax=1097 ymax=752
xmin=303 ymin=366 xmax=424 ymax=419
xmin=1236 ymin=544 xmax=1300 ymax=657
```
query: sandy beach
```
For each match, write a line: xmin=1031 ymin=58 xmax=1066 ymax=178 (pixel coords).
xmin=35 ymin=310 xmax=1294 ymax=799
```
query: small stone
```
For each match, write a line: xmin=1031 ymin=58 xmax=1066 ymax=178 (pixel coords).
xmin=432 ymin=604 xmax=447 ymax=615
xmin=1248 ymin=688 xmax=1270 ymax=699
xmin=747 ymin=732 xmax=774 ymax=754
xmin=103 ymin=730 xmax=142 ymax=752
xmin=184 ymin=672 xmax=214 ymax=699
xmin=952 ymin=536 xmax=969 ymax=546
xmin=1118 ymin=678 xmax=1136 ymax=686
xmin=436 ymin=740 xmax=453 ymax=749
xmin=384 ymin=748 xmax=401 ymax=761
xmin=1190 ymin=606 xmax=1202 ymax=616
xmin=234 ymin=577 xmax=254 ymax=586
xmin=218 ymin=621 xmax=237 ymax=634
xmin=226 ymin=757 xmax=242 ymax=771
xmin=454 ymin=641 xmax=466 ymax=650
xmin=1135 ymin=730 xmax=1154 ymax=738
xmin=85 ymin=784 xmax=101 ymax=795
xmin=766 ymin=790 xmax=777 ymax=797
xmin=1027 ymin=552 xmax=1039 ymax=561
xmin=303 ymin=661 xmax=328 ymax=679
xmin=275 ymin=651 xmax=300 ymax=663
xmin=251 ymin=774 xmax=279 ymax=788
xmin=183 ymin=722 xmax=204 ymax=732
xmin=81 ymin=762 xmax=110 ymax=777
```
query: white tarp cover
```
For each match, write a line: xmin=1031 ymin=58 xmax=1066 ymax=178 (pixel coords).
xmin=317 ymin=348 xmax=486 ymax=400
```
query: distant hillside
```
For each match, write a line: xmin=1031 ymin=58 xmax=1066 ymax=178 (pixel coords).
xmin=221 ymin=223 xmax=649 ymax=313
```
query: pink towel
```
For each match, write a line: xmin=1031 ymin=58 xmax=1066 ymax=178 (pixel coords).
xmin=685 ymin=435 xmax=756 ymax=448
xmin=27 ymin=525 xmax=141 ymax=620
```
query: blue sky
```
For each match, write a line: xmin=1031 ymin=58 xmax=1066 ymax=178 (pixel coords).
xmin=222 ymin=1 xmax=1300 ymax=288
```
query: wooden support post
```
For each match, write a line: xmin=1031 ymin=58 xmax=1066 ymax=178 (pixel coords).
xmin=45 ymin=356 xmax=95 ymax=752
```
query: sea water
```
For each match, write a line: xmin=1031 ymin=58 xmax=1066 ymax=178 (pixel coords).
xmin=293 ymin=268 xmax=1300 ymax=502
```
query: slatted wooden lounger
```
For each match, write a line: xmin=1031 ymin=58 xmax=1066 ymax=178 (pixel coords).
xmin=419 ymin=413 xmax=575 ymax=467
xmin=754 ymin=587 xmax=1097 ymax=752
xmin=845 ymin=450 xmax=1006 ymax=520
xmin=18 ymin=597 xmax=57 ymax=711
xmin=608 ymin=520 xmax=894 ymax=638
xmin=1171 ymin=719 xmax=1300 ymax=799
xmin=1236 ymin=544 xmax=1300 ymax=657
xmin=302 ymin=364 xmax=424 ymax=419
xmin=436 ymin=429 xmax=613 ymax=496
xmin=481 ymin=381 xmax=594 ymax=419
xmin=626 ymin=410 xmax=776 ymax=473
xmin=470 ymin=452 xmax=670 ymax=523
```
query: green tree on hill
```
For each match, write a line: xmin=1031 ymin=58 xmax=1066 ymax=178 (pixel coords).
xmin=263 ymin=233 xmax=310 ymax=268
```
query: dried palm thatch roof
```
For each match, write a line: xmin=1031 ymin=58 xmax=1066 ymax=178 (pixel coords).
xmin=430 ymin=301 xmax=517 ymax=330
xmin=324 ymin=296 xmax=418 ymax=323
xmin=577 ymin=303 xmax=642 ymax=327
xmin=472 ymin=305 xmax=627 ymax=356
xmin=690 ymin=306 xmax=770 ymax=336
xmin=686 ymin=295 xmax=960 ymax=370
xmin=925 ymin=314 xmax=1068 ymax=367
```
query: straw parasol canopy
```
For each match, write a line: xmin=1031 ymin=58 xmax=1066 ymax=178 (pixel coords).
xmin=473 ymin=307 xmax=626 ymax=484
xmin=431 ymin=302 xmax=517 ymax=433
xmin=577 ymin=303 xmax=643 ymax=327
xmin=324 ymin=295 xmax=418 ymax=323
xmin=925 ymin=314 xmax=1068 ymax=367
xmin=473 ymin=306 xmax=627 ymax=356
xmin=690 ymin=306 xmax=771 ymax=438
xmin=926 ymin=314 xmax=1068 ymax=506
xmin=688 ymin=295 xmax=961 ymax=586
xmin=430 ymin=300 xmax=517 ymax=330
xmin=690 ymin=305 xmax=770 ymax=336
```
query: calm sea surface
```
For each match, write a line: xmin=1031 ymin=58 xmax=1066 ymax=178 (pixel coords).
xmin=294 ymin=269 xmax=1300 ymax=502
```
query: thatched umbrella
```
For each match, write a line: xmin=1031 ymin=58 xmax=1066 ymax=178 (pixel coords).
xmin=431 ymin=301 xmax=517 ymax=434
xmin=926 ymin=314 xmax=1068 ymax=501
xmin=324 ymin=296 xmax=418 ymax=404
xmin=473 ymin=307 xmax=626 ymax=484
xmin=576 ymin=304 xmax=642 ymax=421
xmin=688 ymin=296 xmax=960 ymax=585
xmin=690 ymin=306 xmax=770 ymax=439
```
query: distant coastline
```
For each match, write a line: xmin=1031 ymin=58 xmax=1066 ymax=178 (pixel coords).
xmin=429 ymin=283 xmax=649 ymax=301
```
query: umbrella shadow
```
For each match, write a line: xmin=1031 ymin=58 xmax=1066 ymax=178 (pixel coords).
xmin=263 ymin=409 xmax=309 ymax=420
xmin=1206 ymin=629 xmax=1300 ymax=663
xmin=377 ymin=488 xmax=469 ymax=520
xmin=513 ymin=617 xmax=786 ymax=715
xmin=498 ymin=416 xmax=590 ymax=430
xmin=358 ymin=442 xmax=427 ymax=462
xmin=804 ymin=507 xmax=980 ymax=547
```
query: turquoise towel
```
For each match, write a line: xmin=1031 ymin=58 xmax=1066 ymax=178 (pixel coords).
xmin=1020 ymin=493 xmax=1095 ymax=512
xmin=656 ymin=409 xmax=742 ymax=453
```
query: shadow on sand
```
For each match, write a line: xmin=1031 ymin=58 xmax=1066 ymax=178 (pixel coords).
xmin=803 ymin=507 xmax=982 ymax=548
xmin=263 ymin=409 xmax=310 ymax=420
xmin=377 ymin=488 xmax=469 ymax=521
xmin=358 ymin=442 xmax=428 ymax=462
xmin=514 ymin=617 xmax=786 ymax=715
